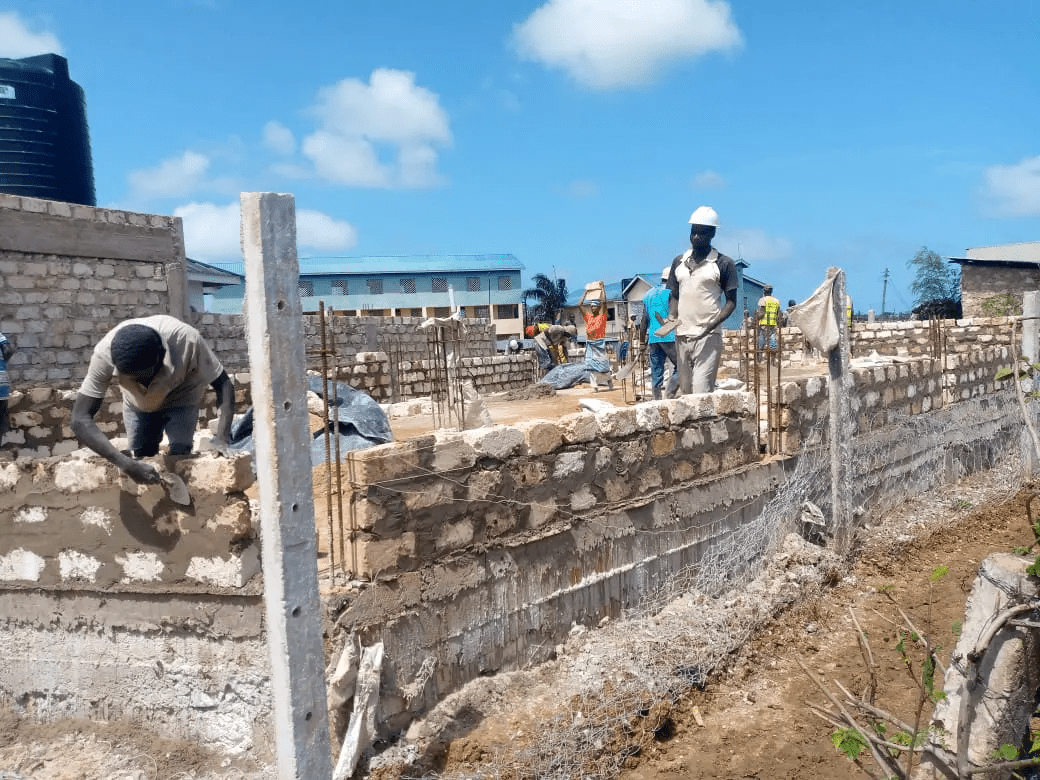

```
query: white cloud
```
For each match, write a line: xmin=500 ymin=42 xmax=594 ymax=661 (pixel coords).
xmin=513 ymin=0 xmax=741 ymax=90
xmin=297 ymin=208 xmax=359 ymax=251
xmin=716 ymin=227 xmax=792 ymax=262
xmin=129 ymin=151 xmax=211 ymax=200
xmin=693 ymin=169 xmax=726 ymax=189
xmin=568 ymin=179 xmax=598 ymax=198
xmin=175 ymin=201 xmax=241 ymax=260
xmin=262 ymin=120 xmax=296 ymax=156
xmin=301 ymin=68 xmax=452 ymax=188
xmin=175 ymin=201 xmax=357 ymax=261
xmin=982 ymin=155 xmax=1040 ymax=216
xmin=0 ymin=12 xmax=62 ymax=58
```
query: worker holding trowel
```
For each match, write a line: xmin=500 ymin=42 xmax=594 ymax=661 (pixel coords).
xmin=71 ymin=315 xmax=234 ymax=485
xmin=657 ymin=206 xmax=738 ymax=394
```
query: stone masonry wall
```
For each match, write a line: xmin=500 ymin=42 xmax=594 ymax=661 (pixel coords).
xmin=721 ymin=318 xmax=1012 ymax=371
xmin=0 ymin=194 xmax=184 ymax=385
xmin=777 ymin=347 xmax=1012 ymax=455
xmin=0 ymin=450 xmax=272 ymax=758
xmin=192 ymin=312 xmax=498 ymax=373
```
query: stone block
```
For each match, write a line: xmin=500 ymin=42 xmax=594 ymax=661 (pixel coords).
xmin=466 ymin=469 xmax=501 ymax=501
xmin=348 ymin=440 xmax=423 ymax=485
xmin=509 ymin=460 xmax=548 ymax=487
xmin=0 ymin=549 xmax=46 ymax=582
xmin=528 ymin=498 xmax=557 ymax=527
xmin=436 ymin=519 xmax=474 ymax=551
xmin=570 ymin=487 xmax=597 ymax=511
xmin=558 ymin=411 xmax=599 ymax=444
xmin=595 ymin=407 xmax=637 ymax=439
xmin=635 ymin=401 xmax=669 ymax=431
xmin=184 ymin=546 xmax=261 ymax=588
xmin=404 ymin=479 xmax=455 ymax=511
xmin=53 ymin=459 xmax=111 ymax=493
xmin=352 ymin=532 xmax=417 ymax=578
xmin=462 ymin=425 xmax=524 ymax=460
xmin=713 ymin=391 xmax=745 ymax=415
xmin=429 ymin=431 xmax=477 ymax=472
xmin=515 ymin=419 xmax=562 ymax=456
xmin=684 ymin=393 xmax=716 ymax=420
xmin=176 ymin=452 xmax=253 ymax=494
xmin=553 ymin=450 xmax=586 ymax=479
xmin=650 ymin=431 xmax=677 ymax=457
xmin=58 ymin=549 xmax=102 ymax=582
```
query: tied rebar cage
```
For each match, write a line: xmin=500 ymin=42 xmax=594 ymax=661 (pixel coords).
xmin=426 ymin=323 xmax=468 ymax=432
xmin=308 ymin=302 xmax=352 ymax=585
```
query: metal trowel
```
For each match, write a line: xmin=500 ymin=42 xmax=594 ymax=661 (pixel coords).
xmin=160 ymin=471 xmax=191 ymax=505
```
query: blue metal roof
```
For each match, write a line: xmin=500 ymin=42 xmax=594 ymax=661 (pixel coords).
xmin=209 ymin=253 xmax=523 ymax=277
xmin=564 ymin=274 xmax=657 ymax=306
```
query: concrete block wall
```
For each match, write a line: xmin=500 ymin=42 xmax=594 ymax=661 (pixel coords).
xmin=777 ymin=347 xmax=1012 ymax=455
xmin=193 ymin=312 xmax=498 ymax=373
xmin=0 ymin=194 xmax=183 ymax=385
xmin=343 ymin=390 xmax=758 ymax=579
xmin=720 ymin=318 xmax=1012 ymax=369
xmin=0 ymin=450 xmax=273 ymax=758
xmin=0 ymin=451 xmax=259 ymax=592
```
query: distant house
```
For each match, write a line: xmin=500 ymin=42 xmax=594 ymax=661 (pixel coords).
xmin=186 ymin=258 xmax=243 ymax=313
xmin=208 ymin=254 xmax=526 ymax=340
xmin=949 ymin=241 xmax=1040 ymax=317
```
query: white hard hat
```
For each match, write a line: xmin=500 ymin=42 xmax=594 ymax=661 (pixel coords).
xmin=661 ymin=265 xmax=671 ymax=282
xmin=688 ymin=205 xmax=719 ymax=227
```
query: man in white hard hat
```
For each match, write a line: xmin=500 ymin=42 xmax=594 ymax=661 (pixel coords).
xmin=659 ymin=205 xmax=738 ymax=394
xmin=641 ymin=265 xmax=679 ymax=399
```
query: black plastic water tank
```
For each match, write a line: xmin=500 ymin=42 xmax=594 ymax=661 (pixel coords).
xmin=0 ymin=53 xmax=96 ymax=206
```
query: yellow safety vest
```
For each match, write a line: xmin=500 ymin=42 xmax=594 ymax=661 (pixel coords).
xmin=759 ymin=297 xmax=780 ymax=327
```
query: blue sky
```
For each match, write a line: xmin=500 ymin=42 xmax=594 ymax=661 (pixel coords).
xmin=3 ymin=1 xmax=1038 ymax=314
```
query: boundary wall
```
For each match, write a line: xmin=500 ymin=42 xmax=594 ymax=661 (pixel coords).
xmin=331 ymin=349 xmax=1020 ymax=734
xmin=0 ymin=347 xmax=1022 ymax=754
xmin=0 ymin=451 xmax=273 ymax=760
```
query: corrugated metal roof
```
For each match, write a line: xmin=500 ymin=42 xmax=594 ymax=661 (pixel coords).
xmin=186 ymin=257 xmax=243 ymax=284
xmin=209 ymin=253 xmax=524 ymax=277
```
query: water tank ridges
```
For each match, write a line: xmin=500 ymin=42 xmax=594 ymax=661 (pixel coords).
xmin=0 ymin=53 xmax=96 ymax=206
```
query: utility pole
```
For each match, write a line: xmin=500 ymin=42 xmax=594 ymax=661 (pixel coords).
xmin=881 ymin=268 xmax=890 ymax=316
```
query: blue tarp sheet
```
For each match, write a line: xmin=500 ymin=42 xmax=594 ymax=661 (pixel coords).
xmin=228 ymin=376 xmax=393 ymax=464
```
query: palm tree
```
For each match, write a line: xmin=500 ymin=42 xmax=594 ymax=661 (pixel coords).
xmin=522 ymin=273 xmax=569 ymax=325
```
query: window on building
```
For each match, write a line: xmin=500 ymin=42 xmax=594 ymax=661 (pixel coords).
xmin=432 ymin=306 xmax=451 ymax=317
xmin=432 ymin=277 xmax=448 ymax=293
xmin=298 ymin=280 xmax=314 ymax=298
xmin=400 ymin=278 xmax=416 ymax=294
xmin=409 ymin=308 xmax=423 ymax=317
xmin=330 ymin=279 xmax=349 ymax=296
xmin=495 ymin=304 xmax=519 ymax=319
xmin=467 ymin=276 xmax=481 ymax=292
xmin=497 ymin=276 xmax=513 ymax=291
xmin=367 ymin=279 xmax=383 ymax=295
xmin=607 ymin=307 xmax=616 ymax=321
xmin=474 ymin=305 xmax=490 ymax=319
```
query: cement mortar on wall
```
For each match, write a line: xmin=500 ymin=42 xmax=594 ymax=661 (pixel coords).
xmin=0 ymin=590 xmax=272 ymax=759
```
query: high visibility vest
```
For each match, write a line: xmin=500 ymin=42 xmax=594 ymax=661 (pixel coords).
xmin=759 ymin=297 xmax=780 ymax=327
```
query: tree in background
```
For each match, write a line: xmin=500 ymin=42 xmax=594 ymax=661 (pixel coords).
xmin=522 ymin=273 xmax=568 ymax=324
xmin=908 ymin=246 xmax=961 ymax=319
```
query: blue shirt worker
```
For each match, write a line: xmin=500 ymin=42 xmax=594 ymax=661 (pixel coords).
xmin=71 ymin=315 xmax=234 ymax=485
xmin=642 ymin=266 xmax=680 ymax=400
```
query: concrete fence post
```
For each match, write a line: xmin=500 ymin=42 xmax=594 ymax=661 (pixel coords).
xmin=241 ymin=192 xmax=334 ymax=779
xmin=1022 ymin=291 xmax=1039 ymax=365
xmin=829 ymin=268 xmax=853 ymax=554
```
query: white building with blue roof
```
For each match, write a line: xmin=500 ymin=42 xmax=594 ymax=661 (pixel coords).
xmin=209 ymin=253 xmax=526 ymax=340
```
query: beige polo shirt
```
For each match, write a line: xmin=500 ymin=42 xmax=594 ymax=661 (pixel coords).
xmin=79 ymin=315 xmax=224 ymax=412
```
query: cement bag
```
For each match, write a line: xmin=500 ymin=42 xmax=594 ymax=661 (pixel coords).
xmin=788 ymin=267 xmax=841 ymax=354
